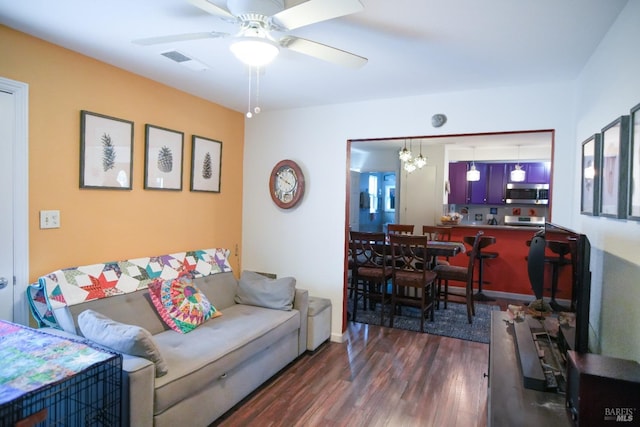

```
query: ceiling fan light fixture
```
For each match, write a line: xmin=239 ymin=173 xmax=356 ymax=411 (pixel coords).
xmin=230 ymin=37 xmax=279 ymax=67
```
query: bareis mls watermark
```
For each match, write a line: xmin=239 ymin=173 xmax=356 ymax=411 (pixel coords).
xmin=604 ymin=407 xmax=636 ymax=422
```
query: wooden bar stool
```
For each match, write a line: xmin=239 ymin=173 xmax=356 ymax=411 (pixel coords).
xmin=463 ymin=235 xmax=498 ymax=301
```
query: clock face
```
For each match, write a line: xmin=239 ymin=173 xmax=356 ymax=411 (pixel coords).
xmin=269 ymin=160 xmax=305 ymax=208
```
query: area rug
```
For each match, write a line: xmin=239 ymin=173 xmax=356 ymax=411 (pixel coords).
xmin=348 ymin=298 xmax=499 ymax=344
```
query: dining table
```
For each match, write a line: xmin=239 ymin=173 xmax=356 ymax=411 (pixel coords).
xmin=369 ymin=239 xmax=466 ymax=269
xmin=423 ymin=240 xmax=466 ymax=258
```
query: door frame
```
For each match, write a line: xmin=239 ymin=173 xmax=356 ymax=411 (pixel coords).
xmin=1 ymin=76 xmax=29 ymax=325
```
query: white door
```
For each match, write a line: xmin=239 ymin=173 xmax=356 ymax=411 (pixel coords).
xmin=399 ymin=165 xmax=438 ymax=232
xmin=349 ymin=171 xmax=360 ymax=231
xmin=0 ymin=90 xmax=15 ymax=320
xmin=0 ymin=77 xmax=29 ymax=324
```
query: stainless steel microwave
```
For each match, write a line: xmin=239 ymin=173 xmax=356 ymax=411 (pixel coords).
xmin=505 ymin=183 xmax=549 ymax=205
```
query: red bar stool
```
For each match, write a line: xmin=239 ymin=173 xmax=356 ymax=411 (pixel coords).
xmin=463 ymin=235 xmax=498 ymax=301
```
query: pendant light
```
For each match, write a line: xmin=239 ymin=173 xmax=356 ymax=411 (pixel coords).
xmin=466 ymin=147 xmax=480 ymax=181
xmin=404 ymin=160 xmax=417 ymax=173
xmin=403 ymin=139 xmax=416 ymax=172
xmin=398 ymin=139 xmax=412 ymax=162
xmin=510 ymin=145 xmax=526 ymax=182
xmin=414 ymin=139 xmax=427 ymax=169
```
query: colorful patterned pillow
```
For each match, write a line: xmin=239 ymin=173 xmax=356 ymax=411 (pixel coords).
xmin=148 ymin=273 xmax=221 ymax=334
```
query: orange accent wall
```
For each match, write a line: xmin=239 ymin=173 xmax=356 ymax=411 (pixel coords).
xmin=1 ymin=25 xmax=244 ymax=281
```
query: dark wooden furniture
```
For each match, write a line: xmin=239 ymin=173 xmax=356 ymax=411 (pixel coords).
xmin=566 ymin=350 xmax=640 ymax=427
xmin=463 ymin=234 xmax=498 ymax=301
xmin=349 ymin=231 xmax=392 ymax=325
xmin=488 ymin=311 xmax=571 ymax=426
xmin=433 ymin=231 xmax=483 ymax=323
xmin=387 ymin=223 xmax=414 ymax=235
xmin=422 ymin=225 xmax=453 ymax=266
xmin=388 ymin=234 xmax=438 ymax=332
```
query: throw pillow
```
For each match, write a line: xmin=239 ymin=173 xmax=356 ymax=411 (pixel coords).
xmin=235 ymin=270 xmax=296 ymax=311
xmin=78 ymin=309 xmax=168 ymax=377
xmin=148 ymin=273 xmax=221 ymax=334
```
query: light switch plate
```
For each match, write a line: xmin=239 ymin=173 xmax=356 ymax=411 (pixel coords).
xmin=40 ymin=210 xmax=60 ymax=229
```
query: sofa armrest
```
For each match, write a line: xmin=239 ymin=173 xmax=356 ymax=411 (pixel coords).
xmin=122 ymin=355 xmax=155 ymax=427
xmin=294 ymin=288 xmax=309 ymax=356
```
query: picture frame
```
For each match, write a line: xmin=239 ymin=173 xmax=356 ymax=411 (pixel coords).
xmin=599 ymin=115 xmax=630 ymax=219
xmin=580 ymin=134 xmax=601 ymax=216
xmin=629 ymin=103 xmax=640 ymax=220
xmin=190 ymin=135 xmax=222 ymax=193
xmin=144 ymin=124 xmax=184 ymax=191
xmin=80 ymin=110 xmax=134 ymax=189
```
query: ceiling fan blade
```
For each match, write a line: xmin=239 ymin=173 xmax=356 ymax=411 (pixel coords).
xmin=187 ymin=0 xmax=235 ymax=20
xmin=280 ymin=36 xmax=367 ymax=68
xmin=132 ymin=31 xmax=228 ymax=46
xmin=273 ymin=0 xmax=363 ymax=30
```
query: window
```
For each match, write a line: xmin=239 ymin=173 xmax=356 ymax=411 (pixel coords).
xmin=385 ymin=186 xmax=395 ymax=211
xmin=368 ymin=175 xmax=378 ymax=214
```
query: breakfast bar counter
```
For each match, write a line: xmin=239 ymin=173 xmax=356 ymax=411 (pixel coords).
xmin=439 ymin=224 xmax=572 ymax=299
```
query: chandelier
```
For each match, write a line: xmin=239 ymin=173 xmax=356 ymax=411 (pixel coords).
xmin=398 ymin=139 xmax=427 ymax=173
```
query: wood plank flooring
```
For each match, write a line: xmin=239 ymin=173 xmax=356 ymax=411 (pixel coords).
xmin=212 ymin=313 xmax=505 ymax=427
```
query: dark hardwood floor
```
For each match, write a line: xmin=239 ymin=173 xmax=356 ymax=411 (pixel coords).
xmin=213 ymin=298 xmax=519 ymax=427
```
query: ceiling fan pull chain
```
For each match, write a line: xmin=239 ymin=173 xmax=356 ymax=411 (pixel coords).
xmin=246 ymin=66 xmax=253 ymax=118
xmin=254 ymin=66 xmax=261 ymax=115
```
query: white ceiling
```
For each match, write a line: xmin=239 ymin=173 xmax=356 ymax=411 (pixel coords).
xmin=0 ymin=0 xmax=628 ymax=114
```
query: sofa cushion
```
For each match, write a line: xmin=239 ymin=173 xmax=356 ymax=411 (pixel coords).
xmin=149 ymin=273 xmax=221 ymax=334
xmin=78 ymin=309 xmax=168 ymax=377
xmin=152 ymin=304 xmax=300 ymax=415
xmin=235 ymin=270 xmax=296 ymax=311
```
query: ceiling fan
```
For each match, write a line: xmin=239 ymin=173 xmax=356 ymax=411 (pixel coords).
xmin=133 ymin=0 xmax=368 ymax=69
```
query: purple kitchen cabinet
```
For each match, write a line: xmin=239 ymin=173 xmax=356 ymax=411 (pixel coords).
xmin=469 ymin=163 xmax=488 ymax=204
xmin=448 ymin=162 xmax=469 ymax=204
xmin=486 ymin=163 xmax=507 ymax=204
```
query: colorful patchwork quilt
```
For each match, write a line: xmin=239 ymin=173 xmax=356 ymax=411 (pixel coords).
xmin=27 ymin=248 xmax=232 ymax=330
xmin=0 ymin=320 xmax=115 ymax=405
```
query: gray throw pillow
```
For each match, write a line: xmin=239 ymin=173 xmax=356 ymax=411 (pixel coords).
xmin=235 ymin=270 xmax=296 ymax=311
xmin=78 ymin=309 xmax=168 ymax=377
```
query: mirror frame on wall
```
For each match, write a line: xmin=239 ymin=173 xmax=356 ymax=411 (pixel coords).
xmin=343 ymin=129 xmax=555 ymax=331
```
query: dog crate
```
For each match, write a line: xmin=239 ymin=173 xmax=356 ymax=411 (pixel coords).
xmin=0 ymin=321 xmax=122 ymax=427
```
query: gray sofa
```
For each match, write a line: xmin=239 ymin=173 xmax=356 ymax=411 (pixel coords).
xmin=44 ymin=271 xmax=308 ymax=427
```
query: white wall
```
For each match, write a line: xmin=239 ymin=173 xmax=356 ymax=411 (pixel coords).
xmin=574 ymin=0 xmax=640 ymax=360
xmin=242 ymin=82 xmax=575 ymax=343
xmin=243 ymin=0 xmax=640 ymax=363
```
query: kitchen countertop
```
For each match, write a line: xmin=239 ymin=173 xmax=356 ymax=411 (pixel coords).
xmin=438 ymin=225 xmax=572 ymax=297
xmin=439 ymin=223 xmax=544 ymax=231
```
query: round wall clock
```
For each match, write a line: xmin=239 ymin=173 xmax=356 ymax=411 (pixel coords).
xmin=269 ymin=159 xmax=305 ymax=209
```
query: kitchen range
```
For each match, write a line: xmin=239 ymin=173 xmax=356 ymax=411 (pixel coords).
xmin=503 ymin=215 xmax=546 ymax=227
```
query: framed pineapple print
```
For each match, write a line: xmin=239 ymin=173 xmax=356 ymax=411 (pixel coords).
xmin=144 ymin=124 xmax=184 ymax=191
xmin=80 ymin=110 xmax=134 ymax=189
xmin=190 ymin=135 xmax=222 ymax=193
